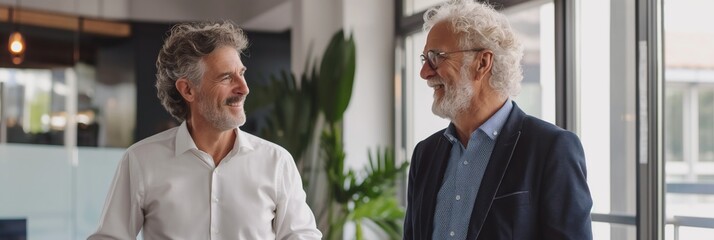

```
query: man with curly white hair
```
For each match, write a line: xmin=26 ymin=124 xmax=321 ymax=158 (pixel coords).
xmin=88 ymin=21 xmax=321 ymax=240
xmin=403 ymin=1 xmax=593 ymax=239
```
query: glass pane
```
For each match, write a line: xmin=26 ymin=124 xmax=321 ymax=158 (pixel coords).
xmin=76 ymin=147 xmax=124 ymax=239
xmin=666 ymin=226 xmax=714 ymax=240
xmin=504 ymin=1 xmax=556 ymax=123
xmin=699 ymin=87 xmax=714 ymax=162
xmin=1 ymin=64 xmax=135 ymax=147
xmin=1 ymin=68 xmax=64 ymax=145
xmin=0 ymin=144 xmax=71 ymax=239
xmin=0 ymin=145 xmax=127 ymax=239
xmin=664 ymin=0 xmax=714 ymax=239
xmin=666 ymin=85 xmax=685 ymax=163
xmin=578 ymin=0 xmax=637 ymax=237
xmin=592 ymin=222 xmax=636 ymax=240
xmin=403 ymin=0 xmax=446 ymax=16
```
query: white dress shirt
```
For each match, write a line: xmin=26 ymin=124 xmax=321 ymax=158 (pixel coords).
xmin=88 ymin=122 xmax=322 ymax=240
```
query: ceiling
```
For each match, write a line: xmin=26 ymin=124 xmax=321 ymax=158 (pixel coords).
xmin=0 ymin=0 xmax=292 ymax=32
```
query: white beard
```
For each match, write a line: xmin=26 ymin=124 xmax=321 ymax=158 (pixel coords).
xmin=431 ymin=69 xmax=474 ymax=120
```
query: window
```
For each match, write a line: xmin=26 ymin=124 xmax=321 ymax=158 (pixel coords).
xmin=402 ymin=0 xmax=445 ymax=16
xmin=1 ymin=64 xmax=135 ymax=147
xmin=577 ymin=0 xmax=638 ymax=239
xmin=504 ymin=1 xmax=556 ymax=124
xmin=699 ymin=87 xmax=714 ymax=162
xmin=664 ymin=0 xmax=714 ymax=239
xmin=2 ymin=68 xmax=67 ymax=145
xmin=666 ymin=85 xmax=685 ymax=163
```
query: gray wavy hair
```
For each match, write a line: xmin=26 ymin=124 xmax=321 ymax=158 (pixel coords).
xmin=155 ymin=21 xmax=248 ymax=121
xmin=423 ymin=0 xmax=523 ymax=97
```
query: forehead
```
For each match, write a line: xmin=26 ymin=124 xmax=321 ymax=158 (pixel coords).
xmin=202 ymin=46 xmax=243 ymax=72
xmin=424 ymin=21 xmax=459 ymax=51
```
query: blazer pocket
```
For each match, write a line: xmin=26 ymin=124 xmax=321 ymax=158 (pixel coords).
xmin=493 ymin=191 xmax=530 ymax=207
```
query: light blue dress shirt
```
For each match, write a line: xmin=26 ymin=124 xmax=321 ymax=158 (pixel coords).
xmin=432 ymin=99 xmax=513 ymax=239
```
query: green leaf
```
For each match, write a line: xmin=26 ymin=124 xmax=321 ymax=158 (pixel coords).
xmin=317 ymin=30 xmax=357 ymax=124
xmin=246 ymin=66 xmax=320 ymax=164
xmin=348 ymin=195 xmax=405 ymax=240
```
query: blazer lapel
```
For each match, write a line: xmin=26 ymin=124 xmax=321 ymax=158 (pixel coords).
xmin=465 ymin=104 xmax=526 ymax=239
xmin=419 ymin=135 xmax=452 ymax=239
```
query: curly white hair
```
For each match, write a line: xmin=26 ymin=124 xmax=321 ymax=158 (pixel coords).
xmin=423 ymin=0 xmax=524 ymax=97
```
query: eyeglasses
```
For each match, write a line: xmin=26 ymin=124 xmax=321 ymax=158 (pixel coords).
xmin=420 ymin=48 xmax=485 ymax=70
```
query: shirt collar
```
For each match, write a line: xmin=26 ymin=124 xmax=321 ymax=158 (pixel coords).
xmin=174 ymin=121 xmax=255 ymax=157
xmin=480 ymin=99 xmax=512 ymax=140
xmin=443 ymin=99 xmax=513 ymax=143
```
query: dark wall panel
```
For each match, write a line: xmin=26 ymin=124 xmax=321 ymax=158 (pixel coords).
xmin=132 ymin=22 xmax=175 ymax=142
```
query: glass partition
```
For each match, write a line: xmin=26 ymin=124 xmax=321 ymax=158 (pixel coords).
xmin=0 ymin=66 xmax=134 ymax=147
xmin=0 ymin=144 xmax=71 ymax=238
xmin=664 ymin=0 xmax=714 ymax=239
xmin=504 ymin=1 xmax=556 ymax=124
xmin=402 ymin=0 xmax=446 ymax=16
xmin=577 ymin=0 xmax=639 ymax=239
xmin=0 ymin=144 xmax=124 ymax=239
xmin=0 ymin=64 xmax=135 ymax=239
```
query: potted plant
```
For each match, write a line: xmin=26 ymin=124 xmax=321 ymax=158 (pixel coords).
xmin=247 ymin=30 xmax=408 ymax=240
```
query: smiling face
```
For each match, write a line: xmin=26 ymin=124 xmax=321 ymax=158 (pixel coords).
xmin=420 ymin=21 xmax=475 ymax=120
xmin=191 ymin=46 xmax=249 ymax=131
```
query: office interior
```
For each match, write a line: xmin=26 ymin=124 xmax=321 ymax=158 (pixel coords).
xmin=0 ymin=0 xmax=712 ymax=239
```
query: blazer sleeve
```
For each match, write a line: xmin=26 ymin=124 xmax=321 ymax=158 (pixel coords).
xmin=402 ymin=141 xmax=422 ymax=240
xmin=540 ymin=131 xmax=593 ymax=240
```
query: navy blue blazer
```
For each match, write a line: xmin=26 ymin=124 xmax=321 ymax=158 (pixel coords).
xmin=403 ymin=103 xmax=593 ymax=240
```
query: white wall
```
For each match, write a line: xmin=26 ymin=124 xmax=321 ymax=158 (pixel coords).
xmin=291 ymin=0 xmax=395 ymax=171
xmin=341 ymin=3 xmax=394 ymax=238
xmin=290 ymin=0 xmax=343 ymax=76
xmin=341 ymin=0 xmax=395 ymax=170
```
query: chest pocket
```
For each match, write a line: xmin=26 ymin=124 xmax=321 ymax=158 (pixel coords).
xmin=493 ymin=190 xmax=530 ymax=207
xmin=479 ymin=191 xmax=532 ymax=239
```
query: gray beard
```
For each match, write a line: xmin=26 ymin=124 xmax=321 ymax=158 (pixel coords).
xmin=432 ymin=71 xmax=474 ymax=120
xmin=197 ymin=94 xmax=246 ymax=131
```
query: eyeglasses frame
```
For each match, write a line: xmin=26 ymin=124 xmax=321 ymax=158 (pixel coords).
xmin=420 ymin=48 xmax=486 ymax=70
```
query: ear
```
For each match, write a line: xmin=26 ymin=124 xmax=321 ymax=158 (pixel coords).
xmin=175 ymin=78 xmax=197 ymax=103
xmin=473 ymin=50 xmax=494 ymax=80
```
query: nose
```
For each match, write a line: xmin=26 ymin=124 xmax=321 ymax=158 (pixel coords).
xmin=234 ymin=75 xmax=249 ymax=96
xmin=420 ymin=61 xmax=436 ymax=80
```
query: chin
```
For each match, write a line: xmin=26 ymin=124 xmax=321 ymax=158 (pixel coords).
xmin=234 ymin=114 xmax=247 ymax=127
xmin=431 ymin=104 xmax=446 ymax=119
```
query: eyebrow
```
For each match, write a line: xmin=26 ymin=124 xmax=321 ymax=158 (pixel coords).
xmin=423 ymin=48 xmax=441 ymax=54
xmin=214 ymin=67 xmax=247 ymax=79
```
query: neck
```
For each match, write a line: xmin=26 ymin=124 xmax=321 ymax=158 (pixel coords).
xmin=186 ymin=118 xmax=236 ymax=166
xmin=452 ymin=92 xmax=507 ymax=146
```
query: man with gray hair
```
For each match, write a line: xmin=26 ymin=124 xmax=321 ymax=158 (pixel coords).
xmin=89 ymin=21 xmax=321 ymax=239
xmin=403 ymin=1 xmax=592 ymax=239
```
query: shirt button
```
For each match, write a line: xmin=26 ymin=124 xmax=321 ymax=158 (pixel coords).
xmin=463 ymin=160 xmax=468 ymax=165
xmin=450 ymin=231 xmax=455 ymax=236
xmin=455 ymin=195 xmax=461 ymax=200
xmin=493 ymin=131 xmax=498 ymax=136
xmin=213 ymin=197 xmax=219 ymax=202
xmin=211 ymin=227 xmax=218 ymax=233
